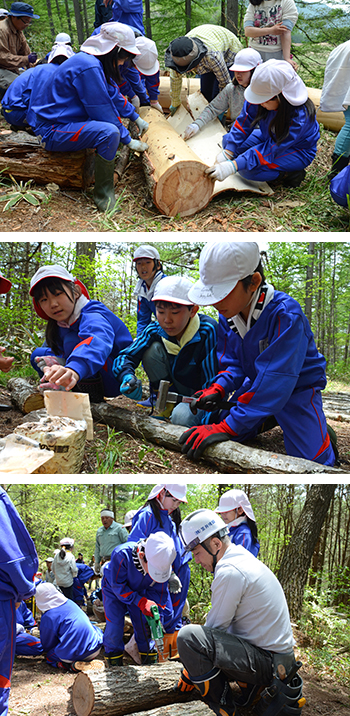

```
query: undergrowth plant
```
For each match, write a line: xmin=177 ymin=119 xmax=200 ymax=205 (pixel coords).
xmin=0 ymin=177 xmax=49 ymax=211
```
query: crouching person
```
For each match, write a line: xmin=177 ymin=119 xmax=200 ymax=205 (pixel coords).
xmin=102 ymin=532 xmax=176 ymax=665
xmin=176 ymin=509 xmax=305 ymax=715
xmin=35 ymin=583 xmax=103 ymax=672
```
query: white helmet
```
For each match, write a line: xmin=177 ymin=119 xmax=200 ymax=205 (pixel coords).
xmin=54 ymin=32 xmax=71 ymax=44
xmin=180 ymin=509 xmax=228 ymax=552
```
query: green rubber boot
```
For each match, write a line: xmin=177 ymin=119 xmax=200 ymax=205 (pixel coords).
xmin=93 ymin=153 xmax=116 ymax=212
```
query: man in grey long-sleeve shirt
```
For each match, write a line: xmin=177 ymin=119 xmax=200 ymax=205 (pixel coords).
xmin=94 ymin=509 xmax=129 ymax=571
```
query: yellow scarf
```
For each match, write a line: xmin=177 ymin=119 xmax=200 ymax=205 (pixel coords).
xmin=161 ymin=314 xmax=200 ymax=355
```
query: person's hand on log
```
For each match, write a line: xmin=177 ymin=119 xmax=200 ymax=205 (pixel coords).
xmin=129 ymin=138 xmax=148 ymax=152
xmin=39 ymin=364 xmax=79 ymax=391
xmin=130 ymin=95 xmax=141 ymax=112
xmin=168 ymin=572 xmax=182 ymax=593
xmin=205 ymin=160 xmax=237 ymax=182
xmin=135 ymin=116 xmax=149 ymax=135
xmin=179 ymin=422 xmax=235 ymax=460
xmin=150 ymin=100 xmax=164 ymax=113
xmin=138 ymin=597 xmax=158 ymax=617
xmin=35 ymin=355 xmax=66 ymax=372
xmin=190 ymin=383 xmax=226 ymax=414
xmin=184 ymin=123 xmax=199 ymax=140
xmin=216 ymin=149 xmax=234 ymax=163
xmin=0 ymin=347 xmax=14 ymax=373
xmin=176 ymin=668 xmax=195 ymax=692
xmin=169 ymin=104 xmax=180 ymax=116
xmin=120 ymin=373 xmax=143 ymax=400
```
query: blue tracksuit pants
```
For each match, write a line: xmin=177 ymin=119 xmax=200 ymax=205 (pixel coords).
xmin=0 ymin=601 xmax=16 ymax=716
xmin=2 ymin=108 xmax=27 ymax=127
xmin=35 ymin=119 xmax=120 ymax=160
xmin=235 ymin=128 xmax=309 ymax=182
xmin=15 ymin=632 xmax=43 ymax=657
xmin=167 ymin=562 xmax=191 ymax=632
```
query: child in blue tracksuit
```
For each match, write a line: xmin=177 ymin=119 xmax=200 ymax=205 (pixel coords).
xmin=1 ymin=43 xmax=74 ymax=130
xmin=0 ymin=487 xmax=38 ymax=716
xmin=25 ymin=22 xmax=149 ymax=212
xmin=15 ymin=605 xmax=43 ymax=658
xmin=114 ymin=275 xmax=218 ymax=425
xmin=128 ymin=484 xmax=191 ymax=636
xmin=133 ymin=244 xmax=166 ymax=336
xmin=330 ymin=165 xmax=350 ymax=207
xmin=111 ymin=0 xmax=144 ymax=34
xmin=215 ymin=488 xmax=260 ymax=556
xmin=180 ymin=241 xmax=336 ymax=467
xmin=206 ymin=59 xmax=319 ymax=187
xmin=73 ymin=563 xmax=95 ymax=606
xmin=35 ymin=583 xmax=103 ymax=671
xmin=29 ymin=264 xmax=132 ymax=400
xmin=102 ymin=532 xmax=176 ymax=665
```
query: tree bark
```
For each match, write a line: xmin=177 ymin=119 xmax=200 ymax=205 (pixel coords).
xmin=72 ymin=662 xmax=200 ymax=716
xmin=0 ymin=132 xmax=95 ymax=188
xmin=91 ymin=403 xmax=341 ymax=474
xmin=8 ymin=377 xmax=44 ymax=414
xmin=139 ymin=107 xmax=213 ymax=217
xmin=277 ymin=484 xmax=337 ymax=620
xmin=72 ymin=0 xmax=85 ymax=45
xmin=304 ymin=242 xmax=314 ymax=324
xmin=226 ymin=0 xmax=238 ymax=34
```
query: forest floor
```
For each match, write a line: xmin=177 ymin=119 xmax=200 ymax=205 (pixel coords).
xmin=8 ymin=621 xmax=350 ymax=716
xmin=0 ymin=114 xmax=349 ymax=234
xmin=0 ymin=383 xmax=349 ymax=474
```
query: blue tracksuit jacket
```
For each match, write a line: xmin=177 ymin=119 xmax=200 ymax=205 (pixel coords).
xmin=2 ymin=64 xmax=58 ymax=128
xmin=222 ymin=100 xmax=320 ymax=179
xmin=73 ymin=563 xmax=95 ymax=605
xmin=119 ymin=66 xmax=160 ymax=103
xmin=228 ymin=523 xmax=260 ymax=557
xmin=111 ymin=0 xmax=144 ymax=33
xmin=113 ymin=313 xmax=218 ymax=394
xmin=0 ymin=488 xmax=38 ymax=716
xmin=330 ymin=165 xmax=350 ymax=207
xmin=16 ymin=601 xmax=36 ymax=628
xmin=102 ymin=541 xmax=173 ymax=654
xmin=213 ymin=290 xmax=334 ymax=465
xmin=40 ymin=600 xmax=103 ymax=666
xmin=30 ymin=299 xmax=132 ymax=397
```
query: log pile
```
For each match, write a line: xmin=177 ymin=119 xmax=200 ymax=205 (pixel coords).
xmin=8 ymin=377 xmax=44 ymax=413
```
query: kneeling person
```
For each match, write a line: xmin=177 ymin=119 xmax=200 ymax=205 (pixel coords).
xmin=177 ymin=509 xmax=304 ymax=714
xmin=113 ymin=275 xmax=218 ymax=426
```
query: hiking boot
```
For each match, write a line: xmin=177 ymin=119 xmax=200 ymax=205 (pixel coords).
xmin=104 ymin=651 xmax=123 ymax=667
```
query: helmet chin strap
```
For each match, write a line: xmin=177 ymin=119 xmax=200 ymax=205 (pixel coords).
xmin=202 ymin=542 xmax=221 ymax=573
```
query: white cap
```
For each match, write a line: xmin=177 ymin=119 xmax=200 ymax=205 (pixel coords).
xmin=147 ymin=483 xmax=187 ymax=503
xmin=101 ymin=509 xmax=114 ymax=518
xmin=45 ymin=557 xmax=54 ymax=562
xmin=123 ymin=509 xmax=137 ymax=528
xmin=153 ymin=276 xmax=195 ymax=306
xmin=54 ymin=32 xmax=71 ymax=43
xmin=0 ymin=8 xmax=9 ymax=15
xmin=0 ymin=272 xmax=12 ymax=293
xmin=188 ymin=241 xmax=260 ymax=305
xmin=133 ymin=244 xmax=160 ymax=261
xmin=215 ymin=489 xmax=256 ymax=522
xmin=244 ymin=59 xmax=308 ymax=106
xmin=144 ymin=532 xmax=176 ymax=582
xmin=133 ymin=36 xmax=159 ymax=75
xmin=36 ymin=582 xmax=67 ymax=612
xmin=229 ymin=48 xmax=263 ymax=72
xmin=81 ymin=22 xmax=141 ymax=56
xmin=29 ymin=264 xmax=90 ymax=319
xmin=48 ymin=43 xmax=75 ymax=63
xmin=60 ymin=537 xmax=74 ymax=547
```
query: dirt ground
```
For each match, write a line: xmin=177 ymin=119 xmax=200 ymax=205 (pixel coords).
xmin=0 ymin=384 xmax=349 ymax=474
xmin=8 ymin=626 xmax=350 ymax=716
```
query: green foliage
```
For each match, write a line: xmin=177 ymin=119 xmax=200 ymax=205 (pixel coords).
xmin=0 ymin=178 xmax=48 ymax=212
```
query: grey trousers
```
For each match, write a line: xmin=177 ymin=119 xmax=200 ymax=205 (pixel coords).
xmin=0 ymin=68 xmax=18 ymax=97
xmin=177 ymin=624 xmax=294 ymax=687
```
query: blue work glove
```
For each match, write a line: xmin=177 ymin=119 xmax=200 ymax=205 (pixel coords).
xmin=179 ymin=422 xmax=235 ymax=460
xmin=120 ymin=374 xmax=143 ymax=401
xmin=27 ymin=52 xmax=37 ymax=64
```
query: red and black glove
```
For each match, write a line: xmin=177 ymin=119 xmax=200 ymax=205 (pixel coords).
xmin=138 ymin=597 xmax=157 ymax=617
xmin=176 ymin=668 xmax=195 ymax=692
xmin=179 ymin=422 xmax=235 ymax=460
xmin=190 ymin=383 xmax=225 ymax=414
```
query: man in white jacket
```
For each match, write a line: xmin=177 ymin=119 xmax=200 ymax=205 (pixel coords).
xmin=176 ymin=509 xmax=305 ymax=715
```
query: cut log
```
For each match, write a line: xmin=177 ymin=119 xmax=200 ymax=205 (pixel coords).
xmin=130 ymin=701 xmax=211 ymax=716
xmin=91 ymin=403 xmax=343 ymax=474
xmin=139 ymin=106 xmax=213 ymax=217
xmin=321 ymin=392 xmax=350 ymax=422
xmin=158 ymin=76 xmax=200 ymax=110
xmin=8 ymin=377 xmax=44 ymax=414
xmin=72 ymin=662 xmax=199 ymax=716
xmin=0 ymin=131 xmax=95 ymax=188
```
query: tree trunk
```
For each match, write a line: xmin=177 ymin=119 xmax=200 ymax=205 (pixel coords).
xmin=45 ymin=0 xmax=56 ymax=41
xmin=226 ymin=0 xmax=238 ymax=34
xmin=139 ymin=107 xmax=213 ymax=217
xmin=8 ymin=377 xmax=44 ymax=414
xmin=72 ymin=662 xmax=200 ymax=716
xmin=277 ymin=484 xmax=337 ymax=620
xmin=185 ymin=0 xmax=191 ymax=33
xmin=72 ymin=0 xmax=85 ymax=45
xmin=63 ymin=0 xmax=74 ymax=38
xmin=0 ymin=132 xmax=95 ymax=188
xmin=74 ymin=243 xmax=96 ymax=294
xmin=304 ymin=242 xmax=314 ymax=324
xmin=91 ymin=402 xmax=341 ymax=474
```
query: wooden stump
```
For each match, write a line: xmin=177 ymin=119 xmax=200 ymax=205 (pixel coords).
xmin=72 ymin=662 xmax=199 ymax=716
xmin=8 ymin=377 xmax=44 ymax=414
xmin=0 ymin=131 xmax=95 ymax=188
xmin=139 ymin=106 xmax=213 ymax=217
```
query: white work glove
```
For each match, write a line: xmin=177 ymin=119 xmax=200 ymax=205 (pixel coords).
xmin=130 ymin=95 xmax=140 ymax=112
xmin=129 ymin=138 xmax=149 ymax=152
xmin=150 ymin=100 xmax=163 ymax=113
xmin=216 ymin=150 xmax=231 ymax=164
xmin=168 ymin=572 xmax=182 ymax=594
xmin=184 ymin=123 xmax=200 ymax=140
xmin=205 ymin=160 xmax=237 ymax=182
xmin=135 ymin=116 xmax=149 ymax=135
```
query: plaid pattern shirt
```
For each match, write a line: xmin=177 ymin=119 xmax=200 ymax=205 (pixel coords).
xmin=170 ymin=24 xmax=242 ymax=107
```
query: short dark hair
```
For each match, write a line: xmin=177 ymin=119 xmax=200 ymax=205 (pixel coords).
xmin=251 ymin=95 xmax=316 ymax=145
xmin=155 ymin=300 xmax=192 ymax=311
xmin=241 ymin=259 xmax=266 ymax=290
xmin=31 ymin=277 xmax=79 ymax=353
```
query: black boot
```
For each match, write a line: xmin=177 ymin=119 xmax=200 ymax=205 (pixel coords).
xmin=104 ymin=651 xmax=123 ymax=666
xmin=191 ymin=668 xmax=239 ymax=716
xmin=282 ymin=169 xmax=306 ymax=188
xmin=329 ymin=152 xmax=350 ymax=182
xmin=93 ymin=153 xmax=116 ymax=212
